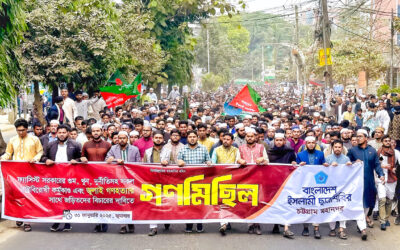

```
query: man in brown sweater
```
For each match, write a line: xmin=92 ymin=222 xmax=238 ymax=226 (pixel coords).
xmin=81 ymin=123 xmax=111 ymax=233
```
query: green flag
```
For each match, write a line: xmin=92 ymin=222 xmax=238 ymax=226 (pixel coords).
xmin=107 ymin=70 xmax=128 ymax=86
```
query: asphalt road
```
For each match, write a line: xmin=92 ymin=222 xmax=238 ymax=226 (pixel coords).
xmin=0 ymin=219 xmax=399 ymax=250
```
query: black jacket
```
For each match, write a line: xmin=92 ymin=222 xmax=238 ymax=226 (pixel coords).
xmin=41 ymin=139 xmax=82 ymax=162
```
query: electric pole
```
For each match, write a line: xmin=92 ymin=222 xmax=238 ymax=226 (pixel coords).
xmin=390 ymin=8 xmax=394 ymax=88
xmin=321 ymin=0 xmax=333 ymax=88
xmin=295 ymin=5 xmax=302 ymax=89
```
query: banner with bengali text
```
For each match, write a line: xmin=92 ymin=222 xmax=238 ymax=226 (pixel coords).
xmin=0 ymin=161 xmax=364 ymax=224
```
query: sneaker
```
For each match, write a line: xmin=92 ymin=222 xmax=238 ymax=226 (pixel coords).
xmin=196 ymin=224 xmax=204 ymax=233
xmin=381 ymin=223 xmax=386 ymax=231
xmin=272 ymin=224 xmax=280 ymax=234
xmin=255 ymin=224 xmax=262 ymax=235
xmin=391 ymin=210 xmax=398 ymax=217
xmin=302 ymin=227 xmax=309 ymax=236
xmin=50 ymin=223 xmax=59 ymax=232
xmin=247 ymin=225 xmax=254 ymax=234
xmin=128 ymin=224 xmax=135 ymax=233
xmin=119 ymin=226 xmax=128 ymax=234
xmin=395 ymin=216 xmax=400 ymax=225
xmin=16 ymin=221 xmax=23 ymax=227
xmin=164 ymin=224 xmax=170 ymax=231
xmin=93 ymin=225 xmax=101 ymax=233
xmin=226 ymin=223 xmax=232 ymax=231
xmin=361 ymin=230 xmax=367 ymax=241
xmin=329 ymin=229 xmax=336 ymax=237
xmin=148 ymin=228 xmax=157 ymax=236
xmin=385 ymin=220 xmax=390 ymax=227
xmin=314 ymin=229 xmax=321 ymax=239
xmin=283 ymin=230 xmax=294 ymax=239
xmin=62 ymin=223 xmax=72 ymax=232
xmin=185 ymin=225 xmax=193 ymax=233
xmin=219 ymin=224 xmax=227 ymax=236
xmin=373 ymin=211 xmax=379 ymax=220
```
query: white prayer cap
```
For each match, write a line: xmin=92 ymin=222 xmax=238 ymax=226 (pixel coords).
xmin=281 ymin=112 xmax=288 ymax=117
xmin=235 ymin=123 xmax=244 ymax=129
xmin=130 ymin=108 xmax=140 ymax=113
xmin=245 ymin=127 xmax=256 ymax=134
xmin=271 ymin=120 xmax=280 ymax=125
xmin=150 ymin=88 xmax=154 ymax=91
xmin=219 ymin=123 xmax=227 ymax=128
xmin=244 ymin=115 xmax=252 ymax=119
xmin=149 ymin=107 xmax=156 ymax=112
xmin=82 ymin=92 xmax=89 ymax=97
xmin=340 ymin=128 xmax=349 ymax=134
xmin=91 ymin=123 xmax=102 ymax=130
xmin=313 ymin=112 xmax=320 ymax=117
xmin=305 ymin=136 xmax=316 ymax=142
xmin=303 ymin=103 xmax=309 ymax=108
xmin=275 ymin=133 xmax=285 ymax=139
xmin=118 ymin=131 xmax=129 ymax=138
xmin=166 ymin=117 xmax=174 ymax=122
xmin=204 ymin=106 xmax=210 ymax=109
xmin=130 ymin=131 xmax=139 ymax=137
xmin=50 ymin=120 xmax=60 ymax=125
xmin=167 ymin=124 xmax=175 ymax=129
xmin=143 ymin=120 xmax=151 ymax=126
xmin=357 ymin=129 xmax=369 ymax=137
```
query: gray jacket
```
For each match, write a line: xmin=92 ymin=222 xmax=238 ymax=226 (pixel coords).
xmin=106 ymin=144 xmax=141 ymax=163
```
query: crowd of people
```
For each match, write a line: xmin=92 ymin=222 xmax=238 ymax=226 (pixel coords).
xmin=1 ymin=83 xmax=400 ymax=241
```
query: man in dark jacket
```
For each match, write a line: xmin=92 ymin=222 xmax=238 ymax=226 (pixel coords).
xmin=46 ymin=96 xmax=65 ymax=124
xmin=40 ymin=120 xmax=59 ymax=150
xmin=41 ymin=124 xmax=81 ymax=232
xmin=267 ymin=133 xmax=296 ymax=239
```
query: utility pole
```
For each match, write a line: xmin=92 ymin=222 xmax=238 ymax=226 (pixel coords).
xmin=390 ymin=8 xmax=394 ymax=88
xmin=295 ymin=5 xmax=302 ymax=89
xmin=207 ymin=28 xmax=210 ymax=73
xmin=321 ymin=0 xmax=333 ymax=88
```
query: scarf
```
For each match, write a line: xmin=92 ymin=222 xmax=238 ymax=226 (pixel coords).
xmin=378 ymin=147 xmax=397 ymax=183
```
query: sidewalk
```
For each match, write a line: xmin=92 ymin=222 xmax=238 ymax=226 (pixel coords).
xmin=0 ymin=114 xmax=14 ymax=133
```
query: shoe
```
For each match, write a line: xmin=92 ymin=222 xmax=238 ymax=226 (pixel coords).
xmin=128 ymin=224 xmax=135 ymax=233
xmin=366 ymin=220 xmax=374 ymax=228
xmin=16 ymin=221 xmax=23 ymax=227
xmin=196 ymin=224 xmax=204 ymax=233
xmin=247 ymin=225 xmax=254 ymax=234
xmin=164 ymin=224 xmax=170 ymax=231
xmin=24 ymin=224 xmax=32 ymax=232
xmin=185 ymin=225 xmax=193 ymax=233
xmin=373 ymin=211 xmax=379 ymax=220
xmin=93 ymin=225 xmax=101 ymax=233
xmin=119 ymin=226 xmax=128 ymax=234
xmin=226 ymin=223 xmax=232 ymax=230
xmin=385 ymin=220 xmax=390 ymax=227
xmin=338 ymin=231 xmax=347 ymax=240
xmin=50 ymin=223 xmax=59 ymax=232
xmin=381 ymin=223 xmax=386 ymax=231
xmin=283 ymin=230 xmax=294 ymax=239
xmin=329 ymin=229 xmax=336 ymax=237
xmin=62 ymin=224 xmax=72 ymax=232
xmin=148 ymin=228 xmax=157 ymax=236
xmin=255 ymin=224 xmax=262 ymax=235
xmin=391 ymin=210 xmax=398 ymax=217
xmin=361 ymin=230 xmax=367 ymax=241
xmin=395 ymin=216 xmax=400 ymax=225
xmin=302 ymin=227 xmax=309 ymax=236
xmin=100 ymin=224 xmax=108 ymax=232
xmin=314 ymin=229 xmax=321 ymax=239
xmin=272 ymin=224 xmax=280 ymax=234
xmin=219 ymin=224 xmax=227 ymax=236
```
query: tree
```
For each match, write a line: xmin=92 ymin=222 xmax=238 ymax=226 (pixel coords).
xmin=0 ymin=0 xmax=26 ymax=107
xmin=201 ymin=72 xmax=225 ymax=91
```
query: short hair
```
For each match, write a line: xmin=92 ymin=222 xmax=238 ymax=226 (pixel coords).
xmin=153 ymin=130 xmax=164 ymax=137
xmin=331 ymin=139 xmax=343 ymax=147
xmin=75 ymin=116 xmax=84 ymax=122
xmin=57 ymin=124 xmax=71 ymax=132
xmin=156 ymin=119 xmax=166 ymax=124
xmin=14 ymin=119 xmax=28 ymax=128
xmin=133 ymin=118 xmax=144 ymax=125
xmin=170 ymin=129 xmax=180 ymax=136
xmin=85 ymin=127 xmax=92 ymax=134
xmin=218 ymin=128 xmax=228 ymax=135
xmin=197 ymin=123 xmax=207 ymax=130
xmin=223 ymin=132 xmax=234 ymax=140
xmin=54 ymin=96 xmax=63 ymax=104
xmin=115 ymin=106 xmax=123 ymax=113
xmin=329 ymin=131 xmax=340 ymax=138
xmin=111 ymin=131 xmax=119 ymax=138
xmin=255 ymin=127 xmax=265 ymax=134
xmin=101 ymin=113 xmax=110 ymax=118
xmin=32 ymin=122 xmax=42 ymax=128
xmin=179 ymin=120 xmax=189 ymax=126
xmin=187 ymin=130 xmax=198 ymax=137
xmin=71 ymin=128 xmax=78 ymax=133
xmin=382 ymin=135 xmax=391 ymax=141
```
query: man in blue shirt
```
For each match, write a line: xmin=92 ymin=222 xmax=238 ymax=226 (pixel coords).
xmin=296 ymin=136 xmax=327 ymax=239
xmin=325 ymin=140 xmax=352 ymax=240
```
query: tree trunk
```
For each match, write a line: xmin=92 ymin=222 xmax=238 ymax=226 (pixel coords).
xmin=34 ymin=81 xmax=46 ymax=126
xmin=155 ymin=82 xmax=162 ymax=99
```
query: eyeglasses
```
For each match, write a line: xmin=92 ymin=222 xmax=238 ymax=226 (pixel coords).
xmin=17 ymin=129 xmax=27 ymax=132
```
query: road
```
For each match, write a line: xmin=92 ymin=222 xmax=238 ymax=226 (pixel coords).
xmin=2 ymin=129 xmax=16 ymax=144
xmin=0 ymin=219 xmax=399 ymax=250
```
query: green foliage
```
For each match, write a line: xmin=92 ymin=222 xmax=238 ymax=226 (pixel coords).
xmin=377 ymin=84 xmax=400 ymax=97
xmin=0 ymin=0 xmax=26 ymax=107
xmin=201 ymin=72 xmax=225 ymax=91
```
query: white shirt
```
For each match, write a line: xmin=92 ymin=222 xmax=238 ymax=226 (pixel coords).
xmin=62 ymin=97 xmax=77 ymax=126
xmin=149 ymin=93 xmax=158 ymax=102
xmin=76 ymin=133 xmax=88 ymax=146
xmin=55 ymin=143 xmax=68 ymax=162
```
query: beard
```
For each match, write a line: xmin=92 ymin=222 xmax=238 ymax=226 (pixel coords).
xmin=154 ymin=141 xmax=163 ymax=147
xmin=58 ymin=137 xmax=68 ymax=143
xmin=188 ymin=141 xmax=197 ymax=146
xmin=307 ymin=148 xmax=315 ymax=153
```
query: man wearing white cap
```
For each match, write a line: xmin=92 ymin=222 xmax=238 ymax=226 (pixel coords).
xmin=267 ymin=133 xmax=296 ymax=239
xmin=167 ymin=85 xmax=180 ymax=100
xmin=40 ymin=120 xmax=59 ymax=150
xmin=296 ymin=136 xmax=327 ymax=239
xmin=238 ymin=127 xmax=269 ymax=235
xmin=347 ymin=129 xmax=385 ymax=240
xmin=148 ymin=88 xmax=158 ymax=103
xmin=234 ymin=123 xmax=246 ymax=147
xmin=129 ymin=130 xmax=139 ymax=145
